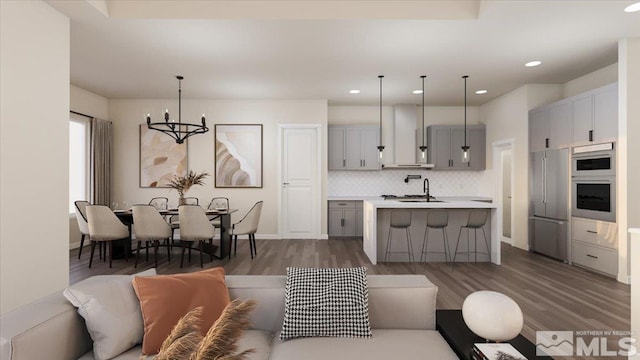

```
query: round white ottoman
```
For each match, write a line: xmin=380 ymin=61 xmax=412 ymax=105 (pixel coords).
xmin=462 ymin=290 xmax=523 ymax=341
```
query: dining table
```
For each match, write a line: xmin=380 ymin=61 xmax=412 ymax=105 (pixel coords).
xmin=113 ymin=208 xmax=238 ymax=260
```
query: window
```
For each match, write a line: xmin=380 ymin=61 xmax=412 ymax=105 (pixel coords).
xmin=69 ymin=114 xmax=90 ymax=214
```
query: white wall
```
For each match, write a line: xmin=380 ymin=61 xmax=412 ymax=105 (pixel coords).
xmin=563 ymin=63 xmax=618 ymax=98
xmin=619 ymin=38 xmax=640 ymax=287
xmin=108 ymin=99 xmax=328 ymax=237
xmin=0 ymin=0 xmax=70 ymax=314
xmin=480 ymin=86 xmax=530 ymax=250
xmin=69 ymin=85 xmax=110 ymax=249
xmin=71 ymin=84 xmax=109 ymax=120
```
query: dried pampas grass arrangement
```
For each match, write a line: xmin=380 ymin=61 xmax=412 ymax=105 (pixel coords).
xmin=152 ymin=299 xmax=257 ymax=360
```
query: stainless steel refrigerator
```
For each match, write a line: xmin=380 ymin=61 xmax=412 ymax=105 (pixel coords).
xmin=529 ymin=148 xmax=570 ymax=261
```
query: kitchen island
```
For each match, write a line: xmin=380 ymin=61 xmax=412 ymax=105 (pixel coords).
xmin=363 ymin=198 xmax=499 ymax=265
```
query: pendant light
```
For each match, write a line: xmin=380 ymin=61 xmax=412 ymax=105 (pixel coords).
xmin=418 ymin=75 xmax=427 ymax=161
xmin=377 ymin=75 xmax=385 ymax=160
xmin=461 ymin=75 xmax=470 ymax=164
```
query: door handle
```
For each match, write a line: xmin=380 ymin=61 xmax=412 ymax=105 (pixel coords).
xmin=589 ymin=130 xmax=594 ymax=142
xmin=343 ymin=159 xmax=346 ymax=167
xmin=586 ymin=254 xmax=598 ymax=259
xmin=586 ymin=230 xmax=598 ymax=234
xmin=541 ymin=157 xmax=546 ymax=203
xmin=545 ymin=138 xmax=549 ymax=148
xmin=341 ymin=218 xmax=345 ymax=227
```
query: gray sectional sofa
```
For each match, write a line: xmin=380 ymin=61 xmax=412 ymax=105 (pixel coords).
xmin=0 ymin=275 xmax=458 ymax=360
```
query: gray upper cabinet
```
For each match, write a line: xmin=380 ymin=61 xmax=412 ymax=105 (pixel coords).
xmin=328 ymin=125 xmax=380 ymax=170
xmin=427 ymin=125 xmax=486 ymax=170
xmin=593 ymin=83 xmax=618 ymax=144
xmin=529 ymin=101 xmax=572 ymax=152
xmin=529 ymin=108 xmax=550 ymax=153
xmin=328 ymin=127 xmax=346 ymax=170
xmin=571 ymin=83 xmax=618 ymax=146
xmin=530 ymin=82 xmax=617 ymax=152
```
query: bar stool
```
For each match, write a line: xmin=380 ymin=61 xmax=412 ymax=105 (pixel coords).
xmin=453 ymin=209 xmax=491 ymax=263
xmin=384 ymin=210 xmax=413 ymax=262
xmin=420 ymin=210 xmax=450 ymax=263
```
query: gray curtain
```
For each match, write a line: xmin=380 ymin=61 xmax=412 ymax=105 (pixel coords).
xmin=91 ymin=118 xmax=112 ymax=206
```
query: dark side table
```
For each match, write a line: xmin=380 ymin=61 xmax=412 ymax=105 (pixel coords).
xmin=436 ymin=310 xmax=553 ymax=360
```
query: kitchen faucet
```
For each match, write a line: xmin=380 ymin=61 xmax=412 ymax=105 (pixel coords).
xmin=423 ymin=178 xmax=430 ymax=200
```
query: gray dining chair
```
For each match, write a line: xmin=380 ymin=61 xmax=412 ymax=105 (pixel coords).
xmin=132 ymin=205 xmax=172 ymax=268
xmin=86 ymin=205 xmax=130 ymax=268
xmin=229 ymin=201 xmax=263 ymax=259
xmin=74 ymin=200 xmax=90 ymax=260
xmin=148 ymin=197 xmax=168 ymax=210
xmin=178 ymin=205 xmax=215 ymax=268
xmin=207 ymin=197 xmax=230 ymax=228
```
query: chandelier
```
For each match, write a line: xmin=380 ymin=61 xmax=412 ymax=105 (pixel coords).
xmin=146 ymin=76 xmax=209 ymax=144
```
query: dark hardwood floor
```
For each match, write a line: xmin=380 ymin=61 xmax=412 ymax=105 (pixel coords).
xmin=70 ymin=238 xmax=630 ymax=360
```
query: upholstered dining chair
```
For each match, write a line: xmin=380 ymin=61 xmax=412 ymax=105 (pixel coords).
xmin=229 ymin=201 xmax=263 ymax=260
xmin=132 ymin=205 xmax=172 ymax=268
xmin=74 ymin=200 xmax=91 ymax=260
xmin=170 ymin=196 xmax=200 ymax=240
xmin=86 ymin=205 xmax=130 ymax=268
xmin=207 ymin=197 xmax=230 ymax=228
xmin=148 ymin=197 xmax=168 ymax=210
xmin=178 ymin=205 xmax=215 ymax=268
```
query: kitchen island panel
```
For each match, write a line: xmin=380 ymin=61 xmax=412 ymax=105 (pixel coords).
xmin=363 ymin=200 xmax=500 ymax=265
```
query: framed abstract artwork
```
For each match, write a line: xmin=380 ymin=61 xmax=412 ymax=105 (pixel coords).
xmin=215 ymin=124 xmax=263 ymax=188
xmin=139 ymin=124 xmax=188 ymax=187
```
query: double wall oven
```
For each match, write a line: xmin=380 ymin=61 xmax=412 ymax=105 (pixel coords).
xmin=571 ymin=143 xmax=616 ymax=222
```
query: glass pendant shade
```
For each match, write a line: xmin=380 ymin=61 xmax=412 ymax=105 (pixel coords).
xmin=461 ymin=146 xmax=470 ymax=163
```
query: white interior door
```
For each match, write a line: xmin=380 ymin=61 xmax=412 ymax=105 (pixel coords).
xmin=280 ymin=125 xmax=320 ymax=239
xmin=502 ymin=150 xmax=512 ymax=239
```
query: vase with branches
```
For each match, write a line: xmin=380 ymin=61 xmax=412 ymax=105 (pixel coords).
xmin=168 ymin=170 xmax=209 ymax=205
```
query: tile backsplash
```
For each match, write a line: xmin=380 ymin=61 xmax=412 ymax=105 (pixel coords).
xmin=328 ymin=170 xmax=491 ymax=197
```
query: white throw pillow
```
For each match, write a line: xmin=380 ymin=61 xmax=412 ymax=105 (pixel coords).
xmin=63 ymin=269 xmax=156 ymax=360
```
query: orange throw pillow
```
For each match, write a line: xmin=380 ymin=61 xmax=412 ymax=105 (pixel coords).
xmin=132 ymin=267 xmax=230 ymax=355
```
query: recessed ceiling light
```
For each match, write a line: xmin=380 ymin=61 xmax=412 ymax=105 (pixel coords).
xmin=412 ymin=90 xmax=423 ymax=94
xmin=475 ymin=90 xmax=488 ymax=95
xmin=624 ymin=2 xmax=640 ymax=12
xmin=525 ymin=60 xmax=542 ymax=67
xmin=349 ymin=89 xmax=360 ymax=94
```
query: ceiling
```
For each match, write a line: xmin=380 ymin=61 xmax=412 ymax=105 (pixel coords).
xmin=49 ymin=0 xmax=640 ymax=106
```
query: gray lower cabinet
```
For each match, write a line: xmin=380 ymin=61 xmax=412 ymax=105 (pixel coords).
xmin=329 ymin=126 xmax=380 ymax=170
xmin=571 ymin=217 xmax=618 ymax=277
xmin=328 ymin=201 xmax=363 ymax=237
xmin=427 ymin=125 xmax=485 ymax=170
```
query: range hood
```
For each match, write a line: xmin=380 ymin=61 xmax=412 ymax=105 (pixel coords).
xmin=382 ymin=104 xmax=434 ymax=169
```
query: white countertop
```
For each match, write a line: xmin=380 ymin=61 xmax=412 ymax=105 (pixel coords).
xmin=328 ymin=196 xmax=382 ymax=201
xmin=329 ymin=196 xmax=493 ymax=202
xmin=363 ymin=198 xmax=496 ymax=209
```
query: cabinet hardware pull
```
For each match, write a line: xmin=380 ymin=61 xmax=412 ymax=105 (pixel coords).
xmin=338 ymin=203 xmax=347 ymax=205
xmin=586 ymin=230 xmax=598 ymax=234
xmin=589 ymin=130 xmax=593 ymax=142
xmin=586 ymin=254 xmax=598 ymax=259
xmin=343 ymin=159 xmax=346 ymax=167
xmin=341 ymin=218 xmax=345 ymax=227
xmin=545 ymin=138 xmax=549 ymax=148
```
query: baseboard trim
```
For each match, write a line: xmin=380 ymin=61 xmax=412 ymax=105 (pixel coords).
xmin=69 ymin=233 xmax=330 ymax=250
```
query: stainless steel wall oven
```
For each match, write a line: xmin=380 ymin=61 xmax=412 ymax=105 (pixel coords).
xmin=571 ymin=143 xmax=615 ymax=222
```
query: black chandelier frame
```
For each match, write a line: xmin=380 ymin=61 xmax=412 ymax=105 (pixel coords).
xmin=146 ymin=76 xmax=208 ymax=144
